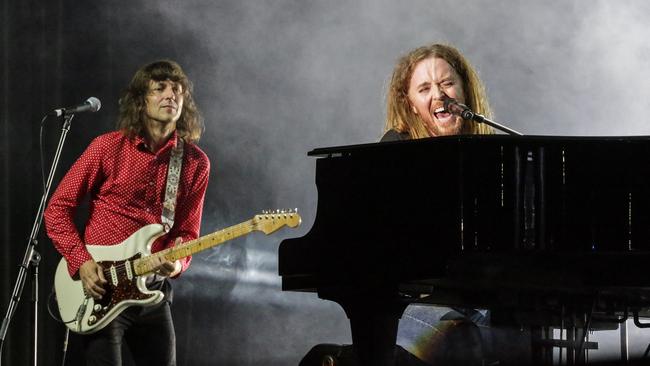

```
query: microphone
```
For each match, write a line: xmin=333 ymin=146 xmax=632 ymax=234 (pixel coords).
xmin=443 ymin=97 xmax=524 ymax=135
xmin=51 ymin=97 xmax=101 ymax=117
xmin=443 ymin=98 xmax=480 ymax=121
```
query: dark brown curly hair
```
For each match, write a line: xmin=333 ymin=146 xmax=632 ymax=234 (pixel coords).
xmin=117 ymin=60 xmax=204 ymax=143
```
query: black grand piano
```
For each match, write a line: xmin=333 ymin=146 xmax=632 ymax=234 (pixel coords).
xmin=279 ymin=135 xmax=650 ymax=365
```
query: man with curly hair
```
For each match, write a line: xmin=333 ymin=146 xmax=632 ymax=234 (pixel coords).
xmin=45 ymin=60 xmax=210 ymax=365
xmin=382 ymin=43 xmax=493 ymax=141
xmin=383 ymin=44 xmax=493 ymax=366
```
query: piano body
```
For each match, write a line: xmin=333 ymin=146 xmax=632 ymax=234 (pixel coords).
xmin=279 ymin=135 xmax=650 ymax=365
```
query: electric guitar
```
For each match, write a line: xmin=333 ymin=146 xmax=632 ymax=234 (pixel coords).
xmin=54 ymin=210 xmax=301 ymax=334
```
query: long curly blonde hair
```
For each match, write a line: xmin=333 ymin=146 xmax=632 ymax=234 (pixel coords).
xmin=117 ymin=60 xmax=204 ymax=143
xmin=385 ymin=44 xmax=493 ymax=139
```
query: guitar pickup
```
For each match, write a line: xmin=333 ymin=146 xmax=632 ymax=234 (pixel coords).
xmin=125 ymin=259 xmax=133 ymax=280
xmin=109 ymin=265 xmax=118 ymax=286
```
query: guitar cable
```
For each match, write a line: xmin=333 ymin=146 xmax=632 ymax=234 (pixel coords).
xmin=47 ymin=275 xmax=86 ymax=327
xmin=47 ymin=284 xmax=75 ymax=366
xmin=46 ymin=286 xmax=66 ymax=323
xmin=60 ymin=328 xmax=69 ymax=366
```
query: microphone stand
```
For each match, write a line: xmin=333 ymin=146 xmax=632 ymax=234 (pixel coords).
xmin=0 ymin=113 xmax=75 ymax=366
xmin=464 ymin=110 xmax=523 ymax=136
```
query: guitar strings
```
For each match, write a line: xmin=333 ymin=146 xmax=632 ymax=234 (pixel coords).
xmin=98 ymin=221 xmax=257 ymax=278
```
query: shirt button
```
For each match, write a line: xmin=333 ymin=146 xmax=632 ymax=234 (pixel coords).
xmin=145 ymin=208 xmax=151 ymax=213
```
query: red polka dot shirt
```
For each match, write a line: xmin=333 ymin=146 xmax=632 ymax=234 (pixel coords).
xmin=44 ymin=130 xmax=210 ymax=277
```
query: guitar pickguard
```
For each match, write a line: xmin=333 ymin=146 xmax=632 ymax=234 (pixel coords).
xmin=86 ymin=253 xmax=158 ymax=327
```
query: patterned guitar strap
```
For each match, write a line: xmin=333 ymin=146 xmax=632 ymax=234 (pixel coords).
xmin=161 ymin=136 xmax=184 ymax=233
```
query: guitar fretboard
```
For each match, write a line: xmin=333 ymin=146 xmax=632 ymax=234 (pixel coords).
xmin=134 ymin=220 xmax=255 ymax=275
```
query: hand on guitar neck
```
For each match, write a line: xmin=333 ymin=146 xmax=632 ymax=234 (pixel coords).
xmin=79 ymin=237 xmax=182 ymax=299
xmin=148 ymin=237 xmax=183 ymax=278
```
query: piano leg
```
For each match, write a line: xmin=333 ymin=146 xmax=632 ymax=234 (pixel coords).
xmin=319 ymin=287 xmax=410 ymax=366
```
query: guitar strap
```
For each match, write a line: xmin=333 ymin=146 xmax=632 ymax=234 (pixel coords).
xmin=161 ymin=136 xmax=184 ymax=233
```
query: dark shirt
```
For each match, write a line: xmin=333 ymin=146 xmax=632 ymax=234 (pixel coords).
xmin=380 ymin=129 xmax=410 ymax=142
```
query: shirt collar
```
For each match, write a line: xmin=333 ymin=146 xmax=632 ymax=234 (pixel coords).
xmin=134 ymin=130 xmax=179 ymax=154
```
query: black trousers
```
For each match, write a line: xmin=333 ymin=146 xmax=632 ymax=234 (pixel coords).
xmin=83 ymin=300 xmax=176 ymax=366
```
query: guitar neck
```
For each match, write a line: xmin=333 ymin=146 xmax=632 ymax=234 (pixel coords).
xmin=134 ymin=220 xmax=255 ymax=275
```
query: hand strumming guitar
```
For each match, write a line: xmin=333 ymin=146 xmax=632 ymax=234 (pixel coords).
xmin=79 ymin=259 xmax=108 ymax=299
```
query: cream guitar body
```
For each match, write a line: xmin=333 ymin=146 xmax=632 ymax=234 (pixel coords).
xmin=55 ymin=224 xmax=166 ymax=334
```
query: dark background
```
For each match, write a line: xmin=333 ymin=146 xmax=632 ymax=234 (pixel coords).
xmin=3 ymin=0 xmax=650 ymax=365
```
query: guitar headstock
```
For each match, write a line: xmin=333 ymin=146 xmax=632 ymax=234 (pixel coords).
xmin=253 ymin=209 xmax=302 ymax=234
